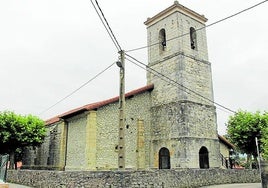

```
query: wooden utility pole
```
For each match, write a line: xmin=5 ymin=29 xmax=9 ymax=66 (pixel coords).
xmin=255 ymin=137 xmax=262 ymax=185
xmin=117 ymin=50 xmax=125 ymax=170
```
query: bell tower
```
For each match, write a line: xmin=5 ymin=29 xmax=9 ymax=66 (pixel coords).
xmin=145 ymin=1 xmax=220 ymax=169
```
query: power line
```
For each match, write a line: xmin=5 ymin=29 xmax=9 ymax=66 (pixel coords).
xmin=40 ymin=1 xmax=122 ymax=116
xmin=126 ymin=55 xmax=234 ymax=114
xmin=126 ymin=53 xmax=233 ymax=115
xmin=126 ymin=0 xmax=268 ymax=52
xmin=94 ymin=0 xmax=122 ymax=51
xmin=39 ymin=62 xmax=115 ymax=116
xmin=126 ymin=57 xmax=194 ymax=97
xmin=89 ymin=0 xmax=235 ymax=114
xmin=90 ymin=0 xmax=127 ymax=169
xmin=90 ymin=0 xmax=122 ymax=51
xmin=125 ymin=53 xmax=236 ymax=114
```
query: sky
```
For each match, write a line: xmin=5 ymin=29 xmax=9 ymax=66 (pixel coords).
xmin=0 ymin=0 xmax=267 ymax=135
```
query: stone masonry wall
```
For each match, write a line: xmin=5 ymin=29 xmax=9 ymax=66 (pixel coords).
xmin=151 ymin=101 xmax=217 ymax=139
xmin=147 ymin=9 xmax=213 ymax=106
xmin=22 ymin=122 xmax=66 ymax=170
xmin=96 ymin=92 xmax=152 ymax=170
xmin=23 ymin=91 xmax=152 ymax=171
xmin=147 ymin=12 xmax=209 ymax=65
xmin=7 ymin=169 xmax=260 ymax=188
xmin=150 ymin=100 xmax=219 ymax=168
xmin=65 ymin=114 xmax=88 ymax=170
xmin=145 ymin=4 xmax=218 ymax=170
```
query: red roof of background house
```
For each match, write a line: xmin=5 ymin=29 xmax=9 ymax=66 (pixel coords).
xmin=45 ymin=84 xmax=154 ymax=125
xmin=218 ymin=135 xmax=235 ymax=149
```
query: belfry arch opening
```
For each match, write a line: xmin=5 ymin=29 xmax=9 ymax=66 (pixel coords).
xmin=190 ymin=27 xmax=197 ymax=50
xmin=159 ymin=147 xmax=170 ymax=169
xmin=159 ymin=28 xmax=166 ymax=51
xmin=199 ymin=146 xmax=209 ymax=169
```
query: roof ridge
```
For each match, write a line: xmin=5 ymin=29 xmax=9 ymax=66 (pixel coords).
xmin=45 ymin=84 xmax=154 ymax=125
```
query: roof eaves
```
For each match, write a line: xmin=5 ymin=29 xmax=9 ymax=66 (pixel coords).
xmin=85 ymin=84 xmax=154 ymax=111
xmin=45 ymin=116 xmax=61 ymax=126
xmin=218 ymin=135 xmax=235 ymax=149
xmin=45 ymin=84 xmax=154 ymax=125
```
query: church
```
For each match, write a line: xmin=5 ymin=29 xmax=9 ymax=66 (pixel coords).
xmin=22 ymin=1 xmax=233 ymax=171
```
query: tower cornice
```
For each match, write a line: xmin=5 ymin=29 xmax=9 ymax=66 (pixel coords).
xmin=144 ymin=1 xmax=207 ymax=27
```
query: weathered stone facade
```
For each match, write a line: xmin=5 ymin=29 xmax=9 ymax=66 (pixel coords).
xmin=23 ymin=88 xmax=153 ymax=170
xmin=95 ymin=92 xmax=151 ymax=170
xmin=22 ymin=121 xmax=66 ymax=170
xmin=145 ymin=1 xmax=219 ymax=169
xmin=22 ymin=2 xmax=231 ymax=171
xmin=7 ymin=169 xmax=260 ymax=188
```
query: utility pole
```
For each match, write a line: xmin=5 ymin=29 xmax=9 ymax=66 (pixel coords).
xmin=116 ymin=50 xmax=125 ymax=170
xmin=255 ymin=137 xmax=262 ymax=185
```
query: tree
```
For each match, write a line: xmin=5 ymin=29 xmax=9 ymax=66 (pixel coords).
xmin=261 ymin=113 xmax=268 ymax=160
xmin=0 ymin=111 xmax=46 ymax=169
xmin=227 ymin=110 xmax=268 ymax=167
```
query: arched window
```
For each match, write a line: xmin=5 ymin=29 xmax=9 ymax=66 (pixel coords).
xmin=190 ymin=27 xmax=197 ymax=50
xmin=159 ymin=29 xmax=166 ymax=51
xmin=199 ymin=146 xmax=209 ymax=169
xmin=159 ymin=147 xmax=170 ymax=169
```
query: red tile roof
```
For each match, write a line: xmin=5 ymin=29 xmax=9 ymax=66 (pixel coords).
xmin=45 ymin=116 xmax=61 ymax=125
xmin=218 ymin=135 xmax=235 ymax=149
xmin=45 ymin=84 xmax=154 ymax=125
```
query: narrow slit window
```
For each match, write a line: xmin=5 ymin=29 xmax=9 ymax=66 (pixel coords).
xmin=159 ymin=28 xmax=166 ymax=51
xmin=190 ymin=27 xmax=197 ymax=50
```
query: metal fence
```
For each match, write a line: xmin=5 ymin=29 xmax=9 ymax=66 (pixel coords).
xmin=0 ymin=154 xmax=9 ymax=183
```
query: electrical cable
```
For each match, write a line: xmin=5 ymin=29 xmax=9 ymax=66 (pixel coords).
xmin=94 ymin=0 xmax=122 ymax=51
xmin=39 ymin=62 xmax=115 ymax=115
xmin=126 ymin=53 xmax=236 ymax=114
xmin=89 ymin=0 xmax=235 ymax=114
xmin=126 ymin=57 xmax=193 ymax=97
xmin=90 ymin=0 xmax=121 ymax=51
xmin=126 ymin=0 xmax=268 ymax=52
xmin=127 ymin=55 xmax=233 ymax=115
xmin=40 ymin=1 xmax=122 ymax=116
xmin=126 ymin=55 xmax=234 ymax=114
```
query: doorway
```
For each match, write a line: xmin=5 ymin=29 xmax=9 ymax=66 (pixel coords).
xmin=199 ymin=146 xmax=209 ymax=169
xmin=159 ymin=147 xmax=170 ymax=169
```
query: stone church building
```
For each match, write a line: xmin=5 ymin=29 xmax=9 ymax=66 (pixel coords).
xmin=23 ymin=1 xmax=233 ymax=171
